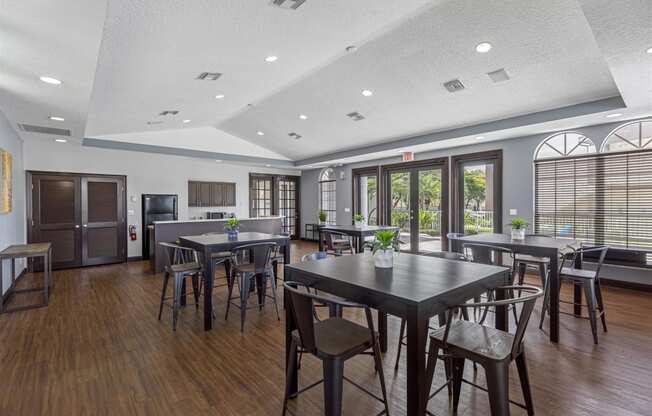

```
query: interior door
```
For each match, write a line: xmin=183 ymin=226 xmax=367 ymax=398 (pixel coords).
xmin=82 ymin=176 xmax=126 ymax=266
xmin=30 ymin=174 xmax=82 ymax=269
xmin=277 ymin=177 xmax=299 ymax=238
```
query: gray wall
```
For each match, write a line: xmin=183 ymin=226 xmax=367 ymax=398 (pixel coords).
xmin=0 ymin=110 xmax=26 ymax=295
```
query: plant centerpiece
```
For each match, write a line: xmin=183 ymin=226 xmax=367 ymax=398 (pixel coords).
xmin=509 ymin=217 xmax=528 ymax=240
xmin=353 ymin=213 xmax=365 ymax=227
xmin=318 ymin=210 xmax=328 ymax=225
xmin=366 ymin=230 xmax=401 ymax=268
xmin=224 ymin=218 xmax=240 ymax=239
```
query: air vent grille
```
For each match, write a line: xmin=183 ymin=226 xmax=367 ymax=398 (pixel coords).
xmin=196 ymin=72 xmax=222 ymax=81
xmin=346 ymin=112 xmax=365 ymax=121
xmin=487 ymin=68 xmax=510 ymax=83
xmin=288 ymin=132 xmax=302 ymax=140
xmin=159 ymin=110 xmax=179 ymax=116
xmin=443 ymin=79 xmax=465 ymax=93
xmin=147 ymin=121 xmax=164 ymax=125
xmin=17 ymin=123 xmax=71 ymax=136
xmin=271 ymin=0 xmax=307 ymax=9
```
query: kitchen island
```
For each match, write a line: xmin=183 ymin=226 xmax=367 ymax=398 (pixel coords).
xmin=149 ymin=216 xmax=283 ymax=273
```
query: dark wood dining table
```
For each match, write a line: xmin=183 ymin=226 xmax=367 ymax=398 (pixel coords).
xmin=449 ymin=233 xmax=577 ymax=343
xmin=179 ymin=232 xmax=291 ymax=331
xmin=284 ymin=252 xmax=510 ymax=416
xmin=318 ymin=224 xmax=400 ymax=253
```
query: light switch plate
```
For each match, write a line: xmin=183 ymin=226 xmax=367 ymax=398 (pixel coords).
xmin=344 ymin=207 xmax=351 ymax=213
xmin=509 ymin=209 xmax=518 ymax=216
xmin=128 ymin=209 xmax=135 ymax=216
xmin=130 ymin=195 xmax=137 ymax=203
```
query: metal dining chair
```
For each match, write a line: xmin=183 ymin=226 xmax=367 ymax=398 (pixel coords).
xmin=540 ymin=245 xmax=609 ymax=344
xmin=515 ymin=234 xmax=552 ymax=289
xmin=283 ymin=281 xmax=390 ymax=416
xmin=157 ymin=242 xmax=203 ymax=331
xmin=199 ymin=232 xmax=232 ymax=293
xmin=323 ymin=230 xmax=355 ymax=255
xmin=424 ymin=285 xmax=543 ymax=416
xmin=225 ymin=242 xmax=280 ymax=332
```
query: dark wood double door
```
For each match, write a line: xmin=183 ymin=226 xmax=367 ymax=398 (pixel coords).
xmin=27 ymin=172 xmax=127 ymax=269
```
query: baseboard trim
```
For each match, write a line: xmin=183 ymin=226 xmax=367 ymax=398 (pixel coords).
xmin=127 ymin=256 xmax=144 ymax=262
xmin=2 ymin=269 xmax=27 ymax=305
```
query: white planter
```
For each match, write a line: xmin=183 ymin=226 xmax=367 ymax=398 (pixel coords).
xmin=374 ymin=248 xmax=394 ymax=268
xmin=355 ymin=220 xmax=365 ymax=227
xmin=511 ymin=228 xmax=526 ymax=240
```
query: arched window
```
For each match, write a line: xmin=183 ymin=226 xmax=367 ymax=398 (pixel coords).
xmin=318 ymin=168 xmax=336 ymax=224
xmin=534 ymin=132 xmax=596 ymax=160
xmin=602 ymin=120 xmax=652 ymax=153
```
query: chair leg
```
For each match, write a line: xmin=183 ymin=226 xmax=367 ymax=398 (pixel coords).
xmin=394 ymin=318 xmax=406 ymax=371
xmin=282 ymin=339 xmax=298 ymax=416
xmin=172 ymin=272 xmax=183 ymax=331
xmin=515 ymin=351 xmax=535 ymax=416
xmin=538 ymin=263 xmax=547 ymax=288
xmin=158 ymin=270 xmax=170 ymax=321
xmin=424 ymin=342 xmax=440 ymax=408
xmin=584 ymin=281 xmax=599 ymax=345
xmin=240 ymin=273 xmax=252 ymax=332
xmin=518 ymin=262 xmax=527 ymax=285
xmin=452 ymin=357 xmax=465 ymax=413
xmin=191 ymin=274 xmax=200 ymax=310
xmin=225 ymin=272 xmax=235 ymax=321
xmin=323 ymin=358 xmax=345 ymax=416
xmin=484 ymin=362 xmax=510 ymax=416
xmin=594 ymin=279 xmax=608 ymax=333
xmin=539 ymin=271 xmax=551 ymax=330
xmin=268 ymin=271 xmax=281 ymax=321
xmin=371 ymin=336 xmax=391 ymax=416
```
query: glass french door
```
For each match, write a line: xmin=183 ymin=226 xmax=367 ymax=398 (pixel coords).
xmin=385 ymin=162 xmax=448 ymax=254
xmin=278 ymin=177 xmax=299 ymax=238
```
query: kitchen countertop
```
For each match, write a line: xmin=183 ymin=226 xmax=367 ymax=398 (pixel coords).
xmin=153 ymin=216 xmax=284 ymax=225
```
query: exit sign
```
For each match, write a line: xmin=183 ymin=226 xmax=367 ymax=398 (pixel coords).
xmin=402 ymin=151 xmax=414 ymax=162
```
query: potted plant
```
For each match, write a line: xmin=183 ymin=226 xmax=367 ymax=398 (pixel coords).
xmin=318 ymin=210 xmax=328 ymax=225
xmin=354 ymin=213 xmax=365 ymax=227
xmin=224 ymin=218 xmax=240 ymax=239
xmin=366 ymin=230 xmax=401 ymax=268
xmin=509 ymin=217 xmax=528 ymax=240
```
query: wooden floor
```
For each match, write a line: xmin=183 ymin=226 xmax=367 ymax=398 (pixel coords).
xmin=1 ymin=240 xmax=651 ymax=416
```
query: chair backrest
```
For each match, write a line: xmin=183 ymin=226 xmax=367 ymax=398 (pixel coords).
xmin=159 ymin=242 xmax=198 ymax=269
xmin=301 ymin=251 xmax=329 ymax=262
xmin=566 ymin=246 xmax=609 ymax=278
xmin=462 ymin=243 xmax=514 ymax=267
xmin=323 ymin=231 xmax=350 ymax=251
xmin=446 ymin=233 xmax=465 ymax=252
xmin=231 ymin=242 xmax=276 ymax=272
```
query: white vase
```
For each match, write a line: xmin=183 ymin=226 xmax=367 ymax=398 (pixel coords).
xmin=355 ymin=220 xmax=365 ymax=227
xmin=374 ymin=248 xmax=394 ymax=268
xmin=511 ymin=228 xmax=525 ymax=240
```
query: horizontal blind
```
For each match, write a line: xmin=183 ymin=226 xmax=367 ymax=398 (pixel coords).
xmin=535 ymin=149 xmax=652 ymax=251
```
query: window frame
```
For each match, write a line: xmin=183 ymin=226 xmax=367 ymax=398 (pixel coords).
xmin=318 ymin=168 xmax=337 ymax=225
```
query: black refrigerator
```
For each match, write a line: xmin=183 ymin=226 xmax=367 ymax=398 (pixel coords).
xmin=142 ymin=194 xmax=178 ymax=260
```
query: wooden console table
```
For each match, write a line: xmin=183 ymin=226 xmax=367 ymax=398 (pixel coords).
xmin=0 ymin=243 xmax=53 ymax=313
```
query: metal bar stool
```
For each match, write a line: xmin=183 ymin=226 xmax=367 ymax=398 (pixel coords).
xmin=323 ymin=230 xmax=355 ymax=256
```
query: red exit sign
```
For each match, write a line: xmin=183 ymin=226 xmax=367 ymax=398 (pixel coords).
xmin=402 ymin=151 xmax=414 ymax=162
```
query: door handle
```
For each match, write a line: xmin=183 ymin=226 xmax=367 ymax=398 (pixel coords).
xmin=83 ymin=224 xmax=88 ymax=228
xmin=75 ymin=225 xmax=80 ymax=228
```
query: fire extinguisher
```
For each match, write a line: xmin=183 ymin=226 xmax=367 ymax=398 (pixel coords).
xmin=129 ymin=225 xmax=137 ymax=241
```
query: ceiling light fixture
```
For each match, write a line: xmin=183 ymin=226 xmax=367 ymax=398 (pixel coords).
xmin=606 ymin=113 xmax=623 ymax=118
xmin=265 ymin=56 xmax=278 ymax=63
xmin=40 ymin=76 xmax=62 ymax=85
xmin=475 ymin=42 xmax=493 ymax=53
xmin=361 ymin=89 xmax=373 ymax=97
xmin=265 ymin=164 xmax=271 ymax=167
xmin=299 ymin=114 xmax=308 ymax=120
xmin=49 ymin=116 xmax=65 ymax=121
xmin=215 ymin=94 xmax=225 ymax=99
xmin=54 ymin=138 xmax=67 ymax=143
xmin=257 ymin=131 xmax=265 ymax=136
xmin=646 ymin=46 xmax=652 ymax=54
xmin=182 ymin=119 xmax=191 ymax=123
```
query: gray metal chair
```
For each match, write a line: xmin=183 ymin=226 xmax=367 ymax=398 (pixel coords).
xmin=424 ymin=285 xmax=543 ymax=416
xmin=515 ymin=234 xmax=552 ymax=290
xmin=283 ymin=281 xmax=390 ymax=416
xmin=157 ymin=242 xmax=203 ymax=331
xmin=225 ymin=242 xmax=280 ymax=332
xmin=540 ymin=245 xmax=609 ymax=344
xmin=323 ymin=230 xmax=355 ymax=255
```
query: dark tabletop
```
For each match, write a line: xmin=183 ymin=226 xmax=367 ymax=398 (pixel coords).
xmin=179 ymin=232 xmax=289 ymax=247
xmin=452 ymin=233 xmax=576 ymax=251
xmin=320 ymin=225 xmax=399 ymax=234
xmin=285 ymin=252 xmax=508 ymax=305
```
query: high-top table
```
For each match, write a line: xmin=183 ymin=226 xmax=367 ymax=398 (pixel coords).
xmin=179 ymin=232 xmax=290 ymax=331
xmin=0 ymin=243 xmax=53 ymax=313
xmin=284 ymin=252 xmax=510 ymax=416
xmin=449 ymin=233 xmax=577 ymax=343
xmin=318 ymin=225 xmax=400 ymax=253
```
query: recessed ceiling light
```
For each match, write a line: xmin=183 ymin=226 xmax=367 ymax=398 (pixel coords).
xmin=182 ymin=119 xmax=191 ymax=123
xmin=215 ymin=159 xmax=222 ymax=163
xmin=476 ymin=136 xmax=486 ymax=140
xmin=257 ymin=131 xmax=265 ymax=136
xmin=40 ymin=76 xmax=62 ymax=85
xmin=54 ymin=138 xmax=67 ymax=143
xmin=48 ymin=116 xmax=65 ymax=121
xmin=646 ymin=46 xmax=652 ymax=54
xmin=299 ymin=114 xmax=308 ymax=120
xmin=265 ymin=56 xmax=278 ymax=63
xmin=475 ymin=42 xmax=493 ymax=53
xmin=606 ymin=113 xmax=623 ymax=118
xmin=265 ymin=164 xmax=271 ymax=167
xmin=361 ymin=89 xmax=373 ymax=97
xmin=215 ymin=94 xmax=225 ymax=99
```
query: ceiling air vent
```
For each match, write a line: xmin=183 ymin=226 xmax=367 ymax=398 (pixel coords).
xmin=487 ymin=68 xmax=510 ymax=83
xmin=18 ymin=123 xmax=71 ymax=136
xmin=159 ymin=110 xmax=179 ymax=116
xmin=443 ymin=79 xmax=465 ymax=93
xmin=271 ymin=0 xmax=307 ymax=10
xmin=196 ymin=72 xmax=222 ymax=81
xmin=288 ymin=132 xmax=302 ymax=140
xmin=147 ymin=121 xmax=164 ymax=125
xmin=346 ymin=112 xmax=365 ymax=121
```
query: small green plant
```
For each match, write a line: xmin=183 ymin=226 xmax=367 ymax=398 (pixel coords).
xmin=365 ymin=230 xmax=401 ymax=254
xmin=318 ymin=210 xmax=328 ymax=223
xmin=509 ymin=217 xmax=528 ymax=230
xmin=354 ymin=213 xmax=365 ymax=223
xmin=224 ymin=217 xmax=240 ymax=232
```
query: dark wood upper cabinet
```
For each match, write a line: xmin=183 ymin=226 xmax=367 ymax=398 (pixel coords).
xmin=188 ymin=181 xmax=235 ymax=207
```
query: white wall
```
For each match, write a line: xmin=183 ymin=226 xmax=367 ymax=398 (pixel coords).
xmin=23 ymin=138 xmax=300 ymax=258
xmin=0 ymin=111 xmax=26 ymax=295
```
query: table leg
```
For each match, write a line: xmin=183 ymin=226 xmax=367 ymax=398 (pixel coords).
xmin=283 ymin=241 xmax=291 ymax=266
xmin=43 ymin=253 xmax=49 ymax=305
xmin=203 ymin=248 xmax=215 ymax=331
xmin=285 ymin=269 xmax=298 ymax=396
xmin=180 ymin=279 xmax=187 ymax=306
xmin=548 ymin=253 xmax=560 ymax=342
xmin=319 ymin=229 xmax=324 ymax=252
xmin=405 ymin=308 xmax=429 ymax=415
xmin=495 ymin=283 xmax=508 ymax=332
xmin=378 ymin=310 xmax=388 ymax=352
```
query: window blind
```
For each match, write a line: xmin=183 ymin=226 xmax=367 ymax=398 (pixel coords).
xmin=535 ymin=149 xmax=652 ymax=251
